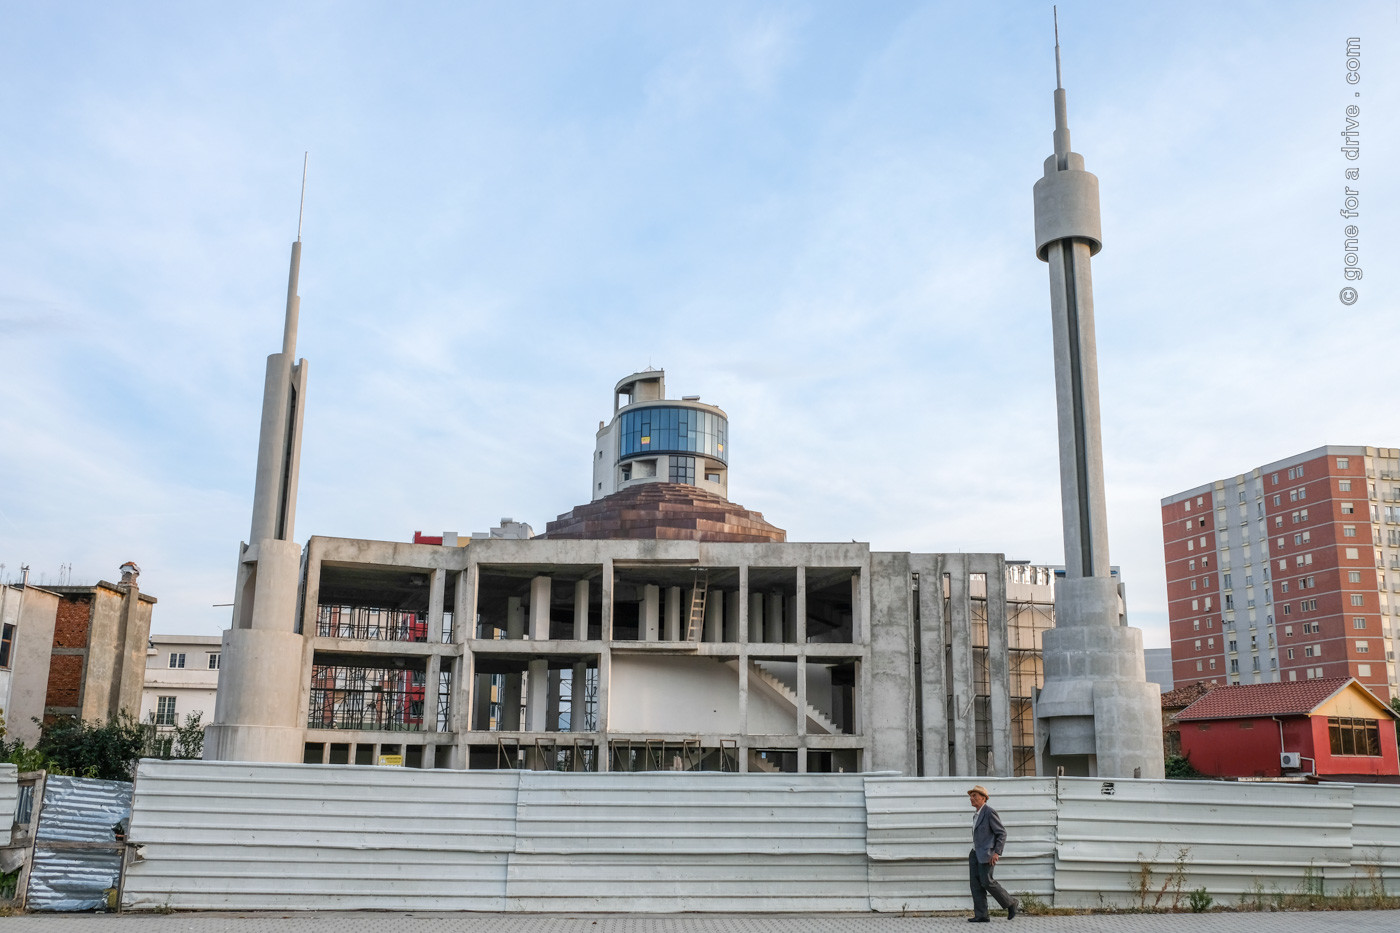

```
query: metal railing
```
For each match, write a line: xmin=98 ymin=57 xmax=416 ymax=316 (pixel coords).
xmin=316 ymin=604 xmax=426 ymax=642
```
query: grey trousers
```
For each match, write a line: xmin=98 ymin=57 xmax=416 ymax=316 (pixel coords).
xmin=969 ymin=850 xmax=1016 ymax=918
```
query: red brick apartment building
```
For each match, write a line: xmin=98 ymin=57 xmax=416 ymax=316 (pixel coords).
xmin=1163 ymin=446 xmax=1400 ymax=702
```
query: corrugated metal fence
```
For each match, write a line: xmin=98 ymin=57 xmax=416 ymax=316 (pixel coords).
xmin=121 ymin=761 xmax=1400 ymax=912
xmin=27 ymin=775 xmax=133 ymax=911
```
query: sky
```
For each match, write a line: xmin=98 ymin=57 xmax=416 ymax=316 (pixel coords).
xmin=1 ymin=2 xmax=1397 ymax=649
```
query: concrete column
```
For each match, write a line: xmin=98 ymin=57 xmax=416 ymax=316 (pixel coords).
xmin=427 ymin=569 xmax=445 ymax=644
xmin=455 ymin=566 xmax=475 ymax=644
xmin=574 ymin=579 xmax=589 ymax=641
xmin=984 ymin=559 xmax=1012 ymax=777
xmin=738 ymin=654 xmax=749 ymax=752
xmin=795 ymin=568 xmax=807 ymax=645
xmin=948 ymin=564 xmax=976 ymax=776
xmin=601 ymin=558 xmax=614 ymax=641
xmin=737 ymin=566 xmax=749 ymax=645
xmin=665 ymin=586 xmax=682 ymax=641
xmin=526 ymin=660 xmax=548 ymax=732
xmin=704 ymin=589 xmax=723 ymax=643
xmin=643 ymin=585 xmax=660 ymax=641
xmin=597 ymin=650 xmax=611 ymax=771
xmin=530 ymin=576 xmax=551 ymax=640
xmin=915 ymin=555 xmax=949 ymax=777
xmin=867 ymin=552 xmax=917 ymax=776
xmin=796 ymin=656 xmax=808 ymax=739
xmin=749 ymin=593 xmax=765 ymax=643
xmin=425 ymin=654 xmax=442 ymax=733
xmin=502 ymin=596 xmax=524 ymax=730
xmin=766 ymin=592 xmax=783 ymax=644
xmin=571 ymin=661 xmax=587 ymax=732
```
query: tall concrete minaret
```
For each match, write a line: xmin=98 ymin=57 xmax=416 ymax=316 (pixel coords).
xmin=206 ymin=160 xmax=311 ymax=762
xmin=1031 ymin=19 xmax=1164 ymax=779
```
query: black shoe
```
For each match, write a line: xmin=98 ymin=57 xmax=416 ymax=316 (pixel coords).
xmin=968 ymin=919 xmax=990 ymax=923
xmin=1008 ymin=901 xmax=1018 ymax=920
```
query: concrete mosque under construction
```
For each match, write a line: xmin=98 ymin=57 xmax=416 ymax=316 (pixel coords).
xmin=206 ymin=32 xmax=1163 ymax=780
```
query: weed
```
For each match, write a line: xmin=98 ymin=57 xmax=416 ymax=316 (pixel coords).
xmin=1188 ymin=886 xmax=1213 ymax=912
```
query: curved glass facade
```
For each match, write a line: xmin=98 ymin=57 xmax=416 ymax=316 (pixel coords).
xmin=619 ymin=406 xmax=727 ymax=464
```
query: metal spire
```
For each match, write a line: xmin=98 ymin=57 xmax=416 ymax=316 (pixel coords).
xmin=296 ymin=152 xmax=308 ymax=242
xmin=1054 ymin=6 xmax=1062 ymax=90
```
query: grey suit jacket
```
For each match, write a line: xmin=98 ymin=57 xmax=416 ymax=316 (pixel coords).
xmin=971 ymin=803 xmax=1007 ymax=863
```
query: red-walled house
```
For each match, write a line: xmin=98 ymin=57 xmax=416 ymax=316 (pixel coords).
xmin=1175 ymin=678 xmax=1400 ymax=781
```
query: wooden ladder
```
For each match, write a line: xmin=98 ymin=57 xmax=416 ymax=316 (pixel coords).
xmin=686 ymin=569 xmax=710 ymax=642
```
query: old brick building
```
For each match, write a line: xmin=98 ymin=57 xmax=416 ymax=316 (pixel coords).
xmin=0 ymin=563 xmax=155 ymax=742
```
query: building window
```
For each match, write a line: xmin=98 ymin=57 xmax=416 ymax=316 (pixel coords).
xmin=208 ymin=653 xmax=221 ymax=670
xmin=1352 ymin=594 xmax=1366 ymax=606
xmin=1356 ymin=640 xmax=1369 ymax=653
xmin=1346 ymin=547 xmax=1360 ymax=560
xmin=1193 ymin=619 xmax=1200 ymax=631
xmin=1304 ymin=646 xmax=1316 ymax=657
xmin=1191 ymin=579 xmax=1198 ymax=590
xmin=1339 ymin=479 xmax=1352 ymax=492
xmin=1342 ymin=502 xmax=1355 ymax=515
xmin=1329 ymin=717 xmax=1381 ymax=756
xmin=168 ymin=653 xmax=186 ymax=669
xmin=1209 ymin=658 xmax=1217 ymax=669
xmin=1337 ymin=457 xmax=1350 ymax=470
xmin=156 ymin=696 xmax=177 ymax=726
xmin=1194 ymin=639 xmax=1202 ymax=651
xmin=1192 ymin=599 xmax=1199 ymax=611
xmin=1284 ymin=625 xmax=1293 ymax=636
xmin=1301 ymin=599 xmax=1318 ymax=611
xmin=1344 ymin=525 xmax=1357 ymax=537
xmin=1357 ymin=663 xmax=1371 ymax=677
xmin=0 ymin=623 xmax=14 ymax=668
xmin=1195 ymin=660 xmax=1203 ymax=672
xmin=1354 ymin=617 xmax=1367 ymax=629
xmin=1349 ymin=571 xmax=1362 ymax=583
xmin=1287 ymin=648 xmax=1295 ymax=659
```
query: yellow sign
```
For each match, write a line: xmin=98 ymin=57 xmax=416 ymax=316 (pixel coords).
xmin=377 ymin=754 xmax=404 ymax=767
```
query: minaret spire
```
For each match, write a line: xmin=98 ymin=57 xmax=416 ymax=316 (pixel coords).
xmin=207 ymin=158 xmax=314 ymax=764
xmin=1031 ymin=15 xmax=1164 ymax=780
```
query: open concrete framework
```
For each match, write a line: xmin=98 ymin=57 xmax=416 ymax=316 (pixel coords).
xmin=282 ymin=536 xmax=1061 ymax=775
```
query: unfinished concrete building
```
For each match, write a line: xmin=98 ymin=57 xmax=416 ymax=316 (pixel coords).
xmin=207 ymin=232 xmax=1065 ymax=776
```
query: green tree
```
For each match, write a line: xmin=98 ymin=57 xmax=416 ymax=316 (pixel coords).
xmin=1164 ymin=753 xmax=1205 ymax=779
xmin=35 ymin=713 xmax=146 ymax=781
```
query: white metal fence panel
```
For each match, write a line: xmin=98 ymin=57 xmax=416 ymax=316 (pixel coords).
xmin=122 ymin=760 xmax=520 ymax=911
xmin=1348 ymin=785 xmax=1400 ymax=896
xmin=0 ymin=764 xmax=16 ymax=826
xmin=506 ymin=771 xmax=870 ymax=912
xmin=864 ymin=776 xmax=1056 ymax=911
xmin=1054 ymin=778 xmax=1356 ymax=908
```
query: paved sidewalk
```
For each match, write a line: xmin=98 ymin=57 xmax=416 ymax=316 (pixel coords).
xmin=3 ymin=912 xmax=1400 ymax=932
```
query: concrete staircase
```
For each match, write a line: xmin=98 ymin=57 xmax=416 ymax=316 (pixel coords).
xmin=748 ymin=661 xmax=840 ymax=735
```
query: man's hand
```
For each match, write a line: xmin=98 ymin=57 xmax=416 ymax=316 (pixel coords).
xmin=989 ymin=853 xmax=1000 ymax=866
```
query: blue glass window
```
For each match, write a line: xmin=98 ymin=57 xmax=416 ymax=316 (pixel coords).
xmin=619 ymin=406 xmax=727 ymax=463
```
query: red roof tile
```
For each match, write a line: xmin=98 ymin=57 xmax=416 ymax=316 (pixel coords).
xmin=1175 ymin=678 xmax=1355 ymax=721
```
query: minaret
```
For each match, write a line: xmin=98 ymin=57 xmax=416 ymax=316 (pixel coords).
xmin=206 ymin=160 xmax=312 ymax=762
xmin=1032 ymin=19 xmax=1164 ymax=779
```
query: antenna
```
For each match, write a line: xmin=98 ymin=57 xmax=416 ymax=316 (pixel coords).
xmin=297 ymin=152 xmax=308 ymax=241
xmin=1053 ymin=6 xmax=1062 ymax=90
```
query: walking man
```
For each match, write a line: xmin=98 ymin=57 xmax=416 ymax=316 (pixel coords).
xmin=967 ymin=784 xmax=1018 ymax=922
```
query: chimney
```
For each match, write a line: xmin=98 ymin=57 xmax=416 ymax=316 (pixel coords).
xmin=119 ymin=561 xmax=140 ymax=585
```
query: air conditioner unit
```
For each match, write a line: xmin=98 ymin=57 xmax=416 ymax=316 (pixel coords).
xmin=1280 ymin=752 xmax=1302 ymax=770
